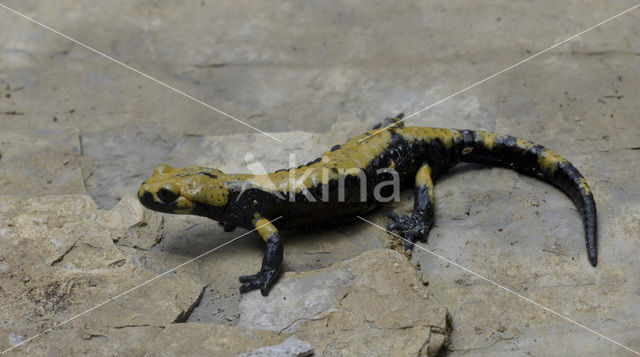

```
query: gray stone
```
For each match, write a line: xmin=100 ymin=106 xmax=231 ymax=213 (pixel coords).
xmin=11 ymin=326 xmax=164 ymax=357
xmin=0 ymin=195 xmax=205 ymax=355
xmin=238 ymin=336 xmax=314 ymax=357
xmin=104 ymin=195 xmax=164 ymax=251
xmin=239 ymin=249 xmax=451 ymax=356
xmin=143 ymin=323 xmax=287 ymax=357
xmin=142 ymin=249 xmax=450 ymax=357
xmin=165 ymin=114 xmax=364 ymax=173
xmin=1 ymin=0 xmax=640 ymax=355
xmin=0 ymin=129 xmax=88 ymax=197
xmin=81 ymin=128 xmax=176 ymax=210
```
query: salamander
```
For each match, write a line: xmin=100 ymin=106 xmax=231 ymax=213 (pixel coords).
xmin=138 ymin=114 xmax=597 ymax=296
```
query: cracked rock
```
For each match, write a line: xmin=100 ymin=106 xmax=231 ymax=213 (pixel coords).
xmin=239 ymin=336 xmax=314 ymax=357
xmin=103 ymin=195 xmax=164 ymax=251
xmin=144 ymin=323 xmax=288 ymax=356
xmin=0 ymin=195 xmax=205 ymax=355
xmin=239 ymin=249 xmax=451 ymax=357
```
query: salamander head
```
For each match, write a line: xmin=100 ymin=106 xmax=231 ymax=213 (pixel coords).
xmin=138 ymin=164 xmax=229 ymax=217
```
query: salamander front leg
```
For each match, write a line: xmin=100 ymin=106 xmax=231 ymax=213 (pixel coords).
xmin=239 ymin=217 xmax=283 ymax=296
xmin=387 ymin=163 xmax=435 ymax=250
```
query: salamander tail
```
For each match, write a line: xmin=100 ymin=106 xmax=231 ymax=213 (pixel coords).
xmin=456 ymin=130 xmax=598 ymax=266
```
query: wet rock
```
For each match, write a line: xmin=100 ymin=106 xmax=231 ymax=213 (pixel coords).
xmin=239 ymin=249 xmax=451 ymax=356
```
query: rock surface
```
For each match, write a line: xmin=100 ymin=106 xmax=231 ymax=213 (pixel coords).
xmin=1 ymin=0 xmax=640 ymax=355
xmin=0 ymin=195 xmax=205 ymax=356
xmin=239 ymin=249 xmax=450 ymax=356
xmin=0 ymin=194 xmax=449 ymax=356
xmin=237 ymin=336 xmax=314 ymax=357
xmin=144 ymin=324 xmax=287 ymax=357
xmin=0 ymin=129 xmax=89 ymax=197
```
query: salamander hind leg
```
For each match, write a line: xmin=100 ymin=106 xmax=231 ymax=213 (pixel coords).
xmin=239 ymin=217 xmax=283 ymax=296
xmin=387 ymin=163 xmax=435 ymax=250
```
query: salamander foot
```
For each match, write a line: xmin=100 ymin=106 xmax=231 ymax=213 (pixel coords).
xmin=386 ymin=212 xmax=430 ymax=250
xmin=239 ymin=268 xmax=280 ymax=296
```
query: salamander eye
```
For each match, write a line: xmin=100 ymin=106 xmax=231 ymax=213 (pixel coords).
xmin=157 ymin=187 xmax=179 ymax=203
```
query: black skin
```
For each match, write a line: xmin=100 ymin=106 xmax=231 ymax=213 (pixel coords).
xmin=239 ymin=233 xmax=283 ymax=295
xmin=139 ymin=114 xmax=598 ymax=296
xmin=219 ymin=222 xmax=237 ymax=232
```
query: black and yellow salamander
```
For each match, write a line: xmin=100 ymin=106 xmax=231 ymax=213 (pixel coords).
xmin=138 ymin=114 xmax=597 ymax=296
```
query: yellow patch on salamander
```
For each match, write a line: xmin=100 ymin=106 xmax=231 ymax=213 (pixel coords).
xmin=415 ymin=164 xmax=435 ymax=204
xmin=578 ymin=177 xmax=592 ymax=195
xmin=252 ymin=217 xmax=279 ymax=241
xmin=537 ymin=149 xmax=568 ymax=173
xmin=461 ymin=147 xmax=474 ymax=155
xmin=139 ymin=165 xmax=230 ymax=212
xmin=243 ymin=129 xmax=396 ymax=195
xmin=398 ymin=127 xmax=460 ymax=149
xmin=515 ymin=138 xmax=535 ymax=150
xmin=415 ymin=165 xmax=433 ymax=187
xmin=476 ymin=131 xmax=497 ymax=151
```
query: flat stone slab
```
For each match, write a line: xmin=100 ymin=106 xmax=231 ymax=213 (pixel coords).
xmin=239 ymin=249 xmax=451 ymax=357
xmin=0 ymin=193 xmax=449 ymax=356
xmin=144 ymin=324 xmax=288 ymax=357
xmin=0 ymin=129 xmax=87 ymax=197
xmin=0 ymin=194 xmax=205 ymax=356
xmin=238 ymin=336 xmax=314 ymax=357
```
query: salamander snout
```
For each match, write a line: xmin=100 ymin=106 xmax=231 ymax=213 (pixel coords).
xmin=137 ymin=165 xmax=195 ymax=214
xmin=138 ymin=164 xmax=230 ymax=216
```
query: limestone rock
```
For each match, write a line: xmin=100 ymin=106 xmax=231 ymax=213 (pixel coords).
xmin=239 ymin=249 xmax=451 ymax=356
xmin=103 ymin=194 xmax=164 ymax=251
xmin=166 ymin=116 xmax=364 ymax=174
xmin=143 ymin=323 xmax=287 ymax=357
xmin=80 ymin=129 xmax=176 ymax=210
xmin=0 ymin=195 xmax=205 ymax=355
xmin=0 ymin=129 xmax=88 ymax=197
xmin=13 ymin=326 xmax=164 ymax=357
xmin=130 ymin=249 xmax=450 ymax=357
xmin=239 ymin=336 xmax=314 ymax=357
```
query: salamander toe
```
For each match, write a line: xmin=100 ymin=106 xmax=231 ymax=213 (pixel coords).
xmin=239 ymin=268 xmax=280 ymax=296
xmin=386 ymin=212 xmax=431 ymax=249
